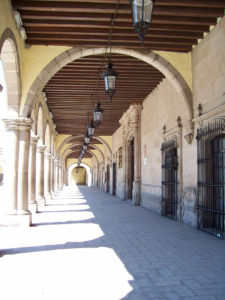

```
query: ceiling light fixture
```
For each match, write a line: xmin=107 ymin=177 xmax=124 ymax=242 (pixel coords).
xmin=129 ymin=0 xmax=154 ymax=45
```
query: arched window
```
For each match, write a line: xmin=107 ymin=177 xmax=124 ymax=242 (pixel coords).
xmin=197 ymin=119 xmax=225 ymax=239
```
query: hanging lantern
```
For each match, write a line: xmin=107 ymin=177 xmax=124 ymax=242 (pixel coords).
xmin=93 ymin=102 xmax=104 ymax=128
xmin=129 ymin=0 xmax=154 ymax=44
xmin=88 ymin=120 xmax=95 ymax=137
xmin=102 ymin=61 xmax=118 ymax=101
xmin=84 ymin=132 xmax=91 ymax=144
xmin=83 ymin=143 xmax=87 ymax=151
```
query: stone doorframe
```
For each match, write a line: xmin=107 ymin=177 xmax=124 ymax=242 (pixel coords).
xmin=120 ymin=103 xmax=142 ymax=205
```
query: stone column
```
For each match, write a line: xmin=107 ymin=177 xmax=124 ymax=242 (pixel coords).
xmin=131 ymin=106 xmax=142 ymax=206
xmin=51 ymin=155 xmax=55 ymax=197
xmin=36 ymin=145 xmax=46 ymax=206
xmin=58 ymin=161 xmax=61 ymax=192
xmin=28 ymin=135 xmax=39 ymax=213
xmin=44 ymin=152 xmax=52 ymax=200
xmin=54 ymin=159 xmax=59 ymax=195
xmin=121 ymin=129 xmax=127 ymax=200
xmin=0 ymin=118 xmax=32 ymax=227
xmin=132 ymin=121 xmax=141 ymax=206
xmin=17 ymin=119 xmax=32 ymax=217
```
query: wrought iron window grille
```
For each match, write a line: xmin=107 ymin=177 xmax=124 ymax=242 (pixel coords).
xmin=197 ymin=118 xmax=225 ymax=239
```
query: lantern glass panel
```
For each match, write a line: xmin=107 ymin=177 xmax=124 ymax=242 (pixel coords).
xmin=105 ymin=75 xmax=116 ymax=91
xmin=132 ymin=0 xmax=153 ymax=23
xmin=94 ymin=111 xmax=102 ymax=123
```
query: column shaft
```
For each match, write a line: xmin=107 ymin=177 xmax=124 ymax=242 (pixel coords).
xmin=36 ymin=145 xmax=46 ymax=206
xmin=28 ymin=135 xmax=38 ymax=213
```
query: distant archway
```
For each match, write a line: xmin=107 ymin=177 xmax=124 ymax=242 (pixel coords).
xmin=68 ymin=163 xmax=92 ymax=187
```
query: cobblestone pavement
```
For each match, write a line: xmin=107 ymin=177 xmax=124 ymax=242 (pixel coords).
xmin=0 ymin=186 xmax=225 ymax=300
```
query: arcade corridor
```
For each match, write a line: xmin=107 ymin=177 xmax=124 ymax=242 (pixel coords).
xmin=0 ymin=187 xmax=224 ymax=300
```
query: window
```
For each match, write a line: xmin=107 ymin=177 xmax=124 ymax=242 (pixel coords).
xmin=118 ymin=147 xmax=122 ymax=168
xmin=197 ymin=118 xmax=225 ymax=239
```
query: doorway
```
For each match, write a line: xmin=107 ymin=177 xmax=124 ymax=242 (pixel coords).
xmin=106 ymin=164 xmax=110 ymax=193
xmin=127 ymin=138 xmax=134 ymax=199
xmin=112 ymin=162 xmax=117 ymax=195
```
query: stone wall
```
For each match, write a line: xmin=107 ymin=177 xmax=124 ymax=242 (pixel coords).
xmin=192 ymin=16 xmax=225 ymax=117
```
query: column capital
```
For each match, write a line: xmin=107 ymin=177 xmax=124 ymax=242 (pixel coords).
xmin=37 ymin=145 xmax=46 ymax=153
xmin=30 ymin=135 xmax=39 ymax=144
xmin=3 ymin=117 xmax=33 ymax=131
xmin=45 ymin=151 xmax=52 ymax=159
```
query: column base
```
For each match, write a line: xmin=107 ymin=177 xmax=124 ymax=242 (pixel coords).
xmin=37 ymin=196 xmax=46 ymax=206
xmin=0 ymin=212 xmax=31 ymax=227
xmin=28 ymin=202 xmax=38 ymax=214
xmin=44 ymin=193 xmax=52 ymax=201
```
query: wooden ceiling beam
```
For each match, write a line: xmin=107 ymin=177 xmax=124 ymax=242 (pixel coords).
xmin=26 ymin=40 xmax=192 ymax=52
xmin=25 ymin=26 xmax=204 ymax=39
xmin=27 ymin=33 xmax=197 ymax=45
xmin=12 ymin=1 xmax=225 ymax=17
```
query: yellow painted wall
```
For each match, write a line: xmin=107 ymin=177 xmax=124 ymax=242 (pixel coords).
xmin=67 ymin=158 xmax=92 ymax=168
xmin=0 ymin=165 xmax=3 ymax=173
xmin=155 ymin=51 xmax=192 ymax=90
xmin=21 ymin=45 xmax=70 ymax=114
xmin=100 ymin=136 xmax=112 ymax=149
xmin=56 ymin=134 xmax=71 ymax=152
xmin=71 ymin=167 xmax=86 ymax=185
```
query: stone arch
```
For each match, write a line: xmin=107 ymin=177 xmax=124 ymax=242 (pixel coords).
xmin=51 ymin=133 xmax=54 ymax=155
xmin=44 ymin=122 xmax=51 ymax=152
xmin=68 ymin=163 xmax=92 ymax=187
xmin=61 ymin=142 xmax=105 ymax=163
xmin=64 ymin=149 xmax=99 ymax=165
xmin=36 ymin=105 xmax=44 ymax=144
xmin=56 ymin=135 xmax=112 ymax=159
xmin=22 ymin=47 xmax=193 ymax=120
xmin=0 ymin=28 xmax=20 ymax=117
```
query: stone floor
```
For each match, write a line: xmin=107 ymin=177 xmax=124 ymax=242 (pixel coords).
xmin=0 ymin=186 xmax=225 ymax=300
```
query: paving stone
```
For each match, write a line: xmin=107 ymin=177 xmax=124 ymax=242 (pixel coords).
xmin=0 ymin=186 xmax=225 ymax=300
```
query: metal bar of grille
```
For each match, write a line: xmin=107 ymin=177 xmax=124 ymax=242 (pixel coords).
xmin=197 ymin=118 xmax=225 ymax=239
xmin=161 ymin=140 xmax=178 ymax=220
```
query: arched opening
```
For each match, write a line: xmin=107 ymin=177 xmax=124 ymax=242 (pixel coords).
xmin=71 ymin=166 xmax=87 ymax=186
xmin=68 ymin=163 xmax=92 ymax=187
xmin=127 ymin=138 xmax=134 ymax=200
xmin=0 ymin=35 xmax=20 ymax=201
xmin=0 ymin=59 xmax=6 ymax=189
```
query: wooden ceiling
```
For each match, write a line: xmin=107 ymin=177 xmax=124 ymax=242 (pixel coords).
xmin=11 ymin=1 xmax=225 ymax=160
xmin=12 ymin=0 xmax=225 ymax=52
xmin=45 ymin=53 xmax=165 ymax=135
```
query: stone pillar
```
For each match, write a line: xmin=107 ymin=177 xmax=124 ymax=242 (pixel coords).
xmin=58 ymin=161 xmax=61 ymax=191
xmin=17 ymin=119 xmax=32 ymax=217
xmin=28 ymin=135 xmax=39 ymax=213
xmin=54 ymin=159 xmax=59 ymax=195
xmin=132 ymin=121 xmax=141 ymax=206
xmin=44 ymin=152 xmax=52 ymax=200
xmin=36 ymin=145 xmax=46 ymax=206
xmin=0 ymin=118 xmax=32 ymax=226
xmin=51 ymin=155 xmax=55 ymax=197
